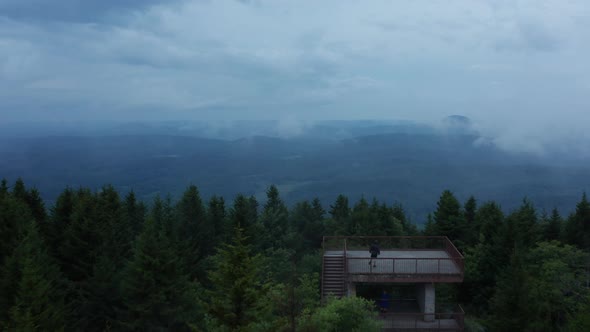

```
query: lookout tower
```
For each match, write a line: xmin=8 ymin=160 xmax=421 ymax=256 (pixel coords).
xmin=321 ymin=236 xmax=465 ymax=331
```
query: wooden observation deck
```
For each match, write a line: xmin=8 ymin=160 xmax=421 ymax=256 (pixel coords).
xmin=321 ymin=236 xmax=464 ymax=299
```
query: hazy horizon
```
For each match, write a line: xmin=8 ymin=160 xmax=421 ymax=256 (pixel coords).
xmin=2 ymin=0 xmax=590 ymax=155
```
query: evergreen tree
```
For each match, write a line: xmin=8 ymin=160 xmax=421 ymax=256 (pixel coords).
xmin=564 ymin=193 xmax=590 ymax=250
xmin=95 ymin=185 xmax=126 ymax=265
xmin=292 ymin=200 xmax=325 ymax=252
xmin=207 ymin=226 xmax=267 ymax=331
xmin=543 ymin=208 xmax=562 ymax=242
xmin=150 ymin=195 xmax=175 ymax=238
xmin=47 ymin=188 xmax=75 ymax=256
xmin=25 ymin=188 xmax=47 ymax=224
xmin=464 ymin=196 xmax=477 ymax=225
xmin=460 ymin=201 xmax=506 ymax=310
xmin=208 ymin=195 xmax=226 ymax=242
xmin=433 ymin=190 xmax=465 ymax=244
xmin=56 ymin=188 xmax=103 ymax=330
xmin=328 ymin=194 xmax=350 ymax=235
xmin=349 ymin=197 xmax=371 ymax=235
xmin=0 ymin=194 xmax=31 ymax=266
xmin=392 ymin=202 xmax=416 ymax=235
xmin=228 ymin=194 xmax=260 ymax=246
xmin=525 ymin=242 xmax=590 ymax=331
xmin=260 ymin=185 xmax=289 ymax=248
xmin=120 ymin=217 xmax=200 ymax=331
xmin=507 ymin=198 xmax=539 ymax=249
xmin=463 ymin=196 xmax=477 ymax=245
xmin=11 ymin=178 xmax=27 ymax=203
xmin=176 ymin=185 xmax=211 ymax=281
xmin=122 ymin=191 xmax=145 ymax=244
xmin=489 ymin=252 xmax=531 ymax=331
xmin=0 ymin=178 xmax=8 ymax=198
xmin=7 ymin=221 xmax=68 ymax=331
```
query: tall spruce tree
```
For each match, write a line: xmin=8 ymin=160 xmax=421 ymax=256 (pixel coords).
xmin=507 ymin=198 xmax=539 ymax=249
xmin=433 ymin=190 xmax=465 ymax=244
xmin=208 ymin=195 xmax=226 ymax=242
xmin=228 ymin=194 xmax=260 ymax=246
xmin=328 ymin=194 xmax=351 ymax=235
xmin=176 ymin=185 xmax=210 ymax=281
xmin=489 ymin=251 xmax=531 ymax=331
xmin=564 ymin=193 xmax=590 ymax=250
xmin=463 ymin=196 xmax=477 ymax=245
xmin=260 ymin=185 xmax=289 ymax=249
xmin=349 ymin=197 xmax=371 ymax=235
xmin=207 ymin=226 xmax=267 ymax=331
xmin=7 ymin=221 xmax=68 ymax=331
xmin=122 ymin=191 xmax=145 ymax=246
xmin=543 ymin=208 xmax=562 ymax=242
xmin=120 ymin=216 xmax=200 ymax=331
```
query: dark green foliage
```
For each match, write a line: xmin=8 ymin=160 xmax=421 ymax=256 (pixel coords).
xmin=0 ymin=178 xmax=8 ymax=198
xmin=12 ymin=178 xmax=28 ymax=202
xmin=292 ymin=199 xmax=326 ymax=252
xmin=120 ymin=217 xmax=200 ymax=331
xmin=228 ymin=194 xmax=259 ymax=245
xmin=123 ymin=191 xmax=146 ymax=246
xmin=507 ymin=198 xmax=539 ymax=249
xmin=489 ymin=242 xmax=589 ymax=331
xmin=6 ymin=221 xmax=68 ymax=331
xmin=464 ymin=196 xmax=477 ymax=225
xmin=260 ymin=185 xmax=289 ymax=249
xmin=433 ymin=190 xmax=466 ymax=244
xmin=566 ymin=300 xmax=590 ymax=332
xmin=96 ymin=185 xmax=127 ymax=265
xmin=488 ymin=252 xmax=531 ymax=331
xmin=327 ymin=194 xmax=350 ymax=235
xmin=47 ymin=188 xmax=75 ymax=256
xmin=176 ymin=185 xmax=210 ymax=281
xmin=208 ymin=195 xmax=226 ymax=241
xmin=0 ymin=193 xmax=31 ymax=267
xmin=150 ymin=195 xmax=175 ymax=238
xmin=207 ymin=226 xmax=267 ymax=331
xmin=392 ymin=202 xmax=416 ymax=235
xmin=542 ymin=208 xmax=562 ymax=242
xmin=329 ymin=194 xmax=350 ymax=221
xmin=296 ymin=296 xmax=381 ymax=332
xmin=463 ymin=196 xmax=477 ymax=245
xmin=349 ymin=197 xmax=371 ymax=235
xmin=25 ymin=188 xmax=47 ymax=224
xmin=564 ymin=192 xmax=590 ymax=249
xmin=4 ymin=179 xmax=590 ymax=331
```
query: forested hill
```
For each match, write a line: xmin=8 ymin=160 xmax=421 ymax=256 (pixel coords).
xmin=1 ymin=179 xmax=589 ymax=331
xmin=1 ymin=122 xmax=589 ymax=223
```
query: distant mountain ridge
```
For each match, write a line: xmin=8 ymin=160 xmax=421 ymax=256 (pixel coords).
xmin=1 ymin=119 xmax=589 ymax=224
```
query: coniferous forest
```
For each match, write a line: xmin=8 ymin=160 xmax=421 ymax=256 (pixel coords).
xmin=1 ymin=178 xmax=589 ymax=331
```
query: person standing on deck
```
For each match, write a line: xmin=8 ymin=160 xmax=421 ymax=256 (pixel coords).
xmin=369 ymin=241 xmax=380 ymax=267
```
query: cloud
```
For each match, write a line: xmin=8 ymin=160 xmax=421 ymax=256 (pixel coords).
xmin=0 ymin=0 xmax=178 ymax=23
xmin=0 ymin=0 xmax=589 ymax=153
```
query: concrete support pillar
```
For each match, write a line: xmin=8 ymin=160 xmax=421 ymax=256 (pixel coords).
xmin=416 ymin=283 xmax=435 ymax=322
xmin=347 ymin=282 xmax=356 ymax=297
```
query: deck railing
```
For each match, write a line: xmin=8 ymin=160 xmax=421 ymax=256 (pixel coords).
xmin=347 ymin=257 xmax=461 ymax=276
xmin=323 ymin=236 xmax=462 ymax=253
xmin=322 ymin=236 xmax=464 ymax=280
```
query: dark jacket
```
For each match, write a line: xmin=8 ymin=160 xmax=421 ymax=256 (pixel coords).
xmin=369 ymin=243 xmax=380 ymax=257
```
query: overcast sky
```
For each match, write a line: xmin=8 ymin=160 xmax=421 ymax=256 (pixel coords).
xmin=1 ymin=0 xmax=589 ymax=148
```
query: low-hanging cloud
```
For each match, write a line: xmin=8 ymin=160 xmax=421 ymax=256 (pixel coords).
xmin=0 ymin=0 xmax=589 ymax=154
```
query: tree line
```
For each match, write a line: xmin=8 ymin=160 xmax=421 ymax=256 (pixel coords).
xmin=0 ymin=178 xmax=589 ymax=331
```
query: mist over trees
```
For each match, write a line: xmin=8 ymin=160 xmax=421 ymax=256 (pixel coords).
xmin=1 ymin=178 xmax=589 ymax=331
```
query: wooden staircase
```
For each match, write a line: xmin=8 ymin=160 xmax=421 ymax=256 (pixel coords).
xmin=322 ymin=254 xmax=346 ymax=300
